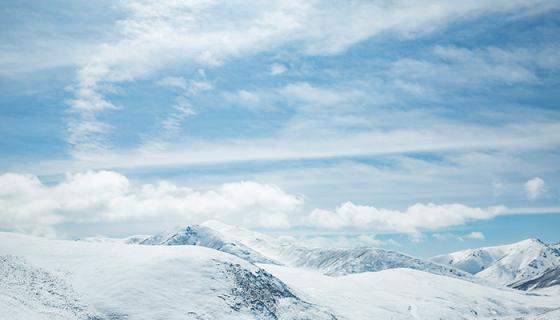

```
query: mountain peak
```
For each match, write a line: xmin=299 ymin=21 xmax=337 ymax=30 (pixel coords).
xmin=431 ymin=237 xmax=560 ymax=286
xmin=515 ymin=238 xmax=545 ymax=247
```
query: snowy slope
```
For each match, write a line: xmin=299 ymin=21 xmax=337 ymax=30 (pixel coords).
xmin=134 ymin=221 xmax=467 ymax=279
xmin=510 ymin=266 xmax=560 ymax=291
xmin=268 ymin=245 xmax=470 ymax=278
xmin=261 ymin=264 xmax=560 ymax=320
xmin=140 ymin=225 xmax=278 ymax=264
xmin=0 ymin=255 xmax=100 ymax=320
xmin=2 ymin=231 xmax=560 ymax=320
xmin=0 ymin=232 xmax=335 ymax=320
xmin=430 ymin=239 xmax=560 ymax=285
xmin=527 ymin=309 xmax=560 ymax=320
xmin=77 ymin=234 xmax=149 ymax=244
xmin=198 ymin=221 xmax=470 ymax=279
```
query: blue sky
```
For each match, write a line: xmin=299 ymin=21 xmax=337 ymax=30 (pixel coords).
xmin=1 ymin=0 xmax=559 ymax=257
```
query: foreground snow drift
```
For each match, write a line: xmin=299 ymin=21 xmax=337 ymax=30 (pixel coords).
xmin=261 ymin=264 xmax=560 ymax=320
xmin=0 ymin=232 xmax=334 ymax=320
xmin=0 ymin=255 xmax=98 ymax=320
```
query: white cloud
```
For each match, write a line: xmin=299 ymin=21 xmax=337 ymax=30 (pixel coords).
xmin=278 ymin=82 xmax=365 ymax=107
xmin=224 ymin=90 xmax=264 ymax=109
xmin=284 ymin=234 xmax=400 ymax=249
xmin=2 ymin=170 xmax=557 ymax=238
xmin=145 ymin=71 xmax=210 ymax=144
xmin=466 ymin=231 xmax=485 ymax=240
xmin=29 ymin=119 xmax=560 ymax=174
xmin=525 ymin=177 xmax=547 ymax=200
xmin=431 ymin=231 xmax=485 ymax=241
xmin=156 ymin=76 xmax=189 ymax=90
xmin=308 ymin=202 xmax=506 ymax=235
xmin=391 ymin=45 xmax=553 ymax=91
xmin=270 ymin=63 xmax=287 ymax=75
xmin=0 ymin=171 xmax=303 ymax=236
xmin=61 ymin=0 xmax=559 ymax=153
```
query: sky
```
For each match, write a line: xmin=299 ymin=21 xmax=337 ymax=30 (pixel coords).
xmin=1 ymin=0 xmax=560 ymax=257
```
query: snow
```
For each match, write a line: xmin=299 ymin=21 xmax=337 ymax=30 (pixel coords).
xmin=3 ymin=224 xmax=559 ymax=320
xmin=201 ymin=221 xmax=470 ymax=279
xmin=0 ymin=232 xmax=334 ymax=320
xmin=430 ymin=239 xmax=560 ymax=286
xmin=140 ymin=225 xmax=278 ymax=264
xmin=139 ymin=223 xmax=468 ymax=280
xmin=77 ymin=234 xmax=149 ymax=244
xmin=511 ymin=267 xmax=560 ymax=290
xmin=260 ymin=264 xmax=560 ymax=320
xmin=0 ymin=255 xmax=97 ymax=320
xmin=528 ymin=309 xmax=560 ymax=320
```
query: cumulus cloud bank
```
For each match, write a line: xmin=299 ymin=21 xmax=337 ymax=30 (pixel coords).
xmin=1 ymin=170 xmax=546 ymax=238
xmin=0 ymin=171 xmax=302 ymax=236
xmin=308 ymin=202 xmax=506 ymax=235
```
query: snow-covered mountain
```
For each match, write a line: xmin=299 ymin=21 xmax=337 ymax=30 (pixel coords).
xmin=2 ymin=231 xmax=559 ymax=320
xmin=139 ymin=225 xmax=278 ymax=264
xmin=77 ymin=234 xmax=149 ymax=244
xmin=134 ymin=221 xmax=470 ymax=279
xmin=0 ymin=232 xmax=335 ymax=320
xmin=265 ymin=245 xmax=471 ymax=278
xmin=430 ymin=239 xmax=560 ymax=286
xmin=510 ymin=266 xmax=560 ymax=291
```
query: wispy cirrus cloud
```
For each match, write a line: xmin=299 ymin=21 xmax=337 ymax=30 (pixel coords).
xmin=391 ymin=45 xmax=560 ymax=93
xmin=56 ymin=0 xmax=560 ymax=154
xmin=38 ymin=119 xmax=560 ymax=173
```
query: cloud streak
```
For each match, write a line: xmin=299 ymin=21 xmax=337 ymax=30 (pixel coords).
xmin=60 ymin=0 xmax=559 ymax=153
xmin=43 ymin=119 xmax=560 ymax=173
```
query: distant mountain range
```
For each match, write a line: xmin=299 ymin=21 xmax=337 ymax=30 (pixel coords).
xmin=2 ymin=222 xmax=560 ymax=319
xmin=430 ymin=238 xmax=560 ymax=288
xmin=81 ymin=221 xmax=560 ymax=292
xmin=135 ymin=220 xmax=470 ymax=280
xmin=81 ymin=220 xmax=560 ymax=293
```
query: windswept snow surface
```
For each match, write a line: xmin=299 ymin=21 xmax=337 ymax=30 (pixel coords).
xmin=2 ymin=230 xmax=560 ymax=319
xmin=260 ymin=264 xmax=560 ymax=320
xmin=431 ymin=239 xmax=560 ymax=286
xmin=0 ymin=255 xmax=98 ymax=320
xmin=0 ymin=232 xmax=334 ymax=320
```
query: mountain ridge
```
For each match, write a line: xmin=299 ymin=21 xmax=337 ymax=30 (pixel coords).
xmin=430 ymin=238 xmax=560 ymax=287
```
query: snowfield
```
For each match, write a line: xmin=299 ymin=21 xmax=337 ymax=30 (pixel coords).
xmin=260 ymin=264 xmax=560 ymax=320
xmin=2 ymin=226 xmax=559 ymax=320
xmin=0 ymin=255 xmax=98 ymax=320
xmin=0 ymin=232 xmax=334 ymax=320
